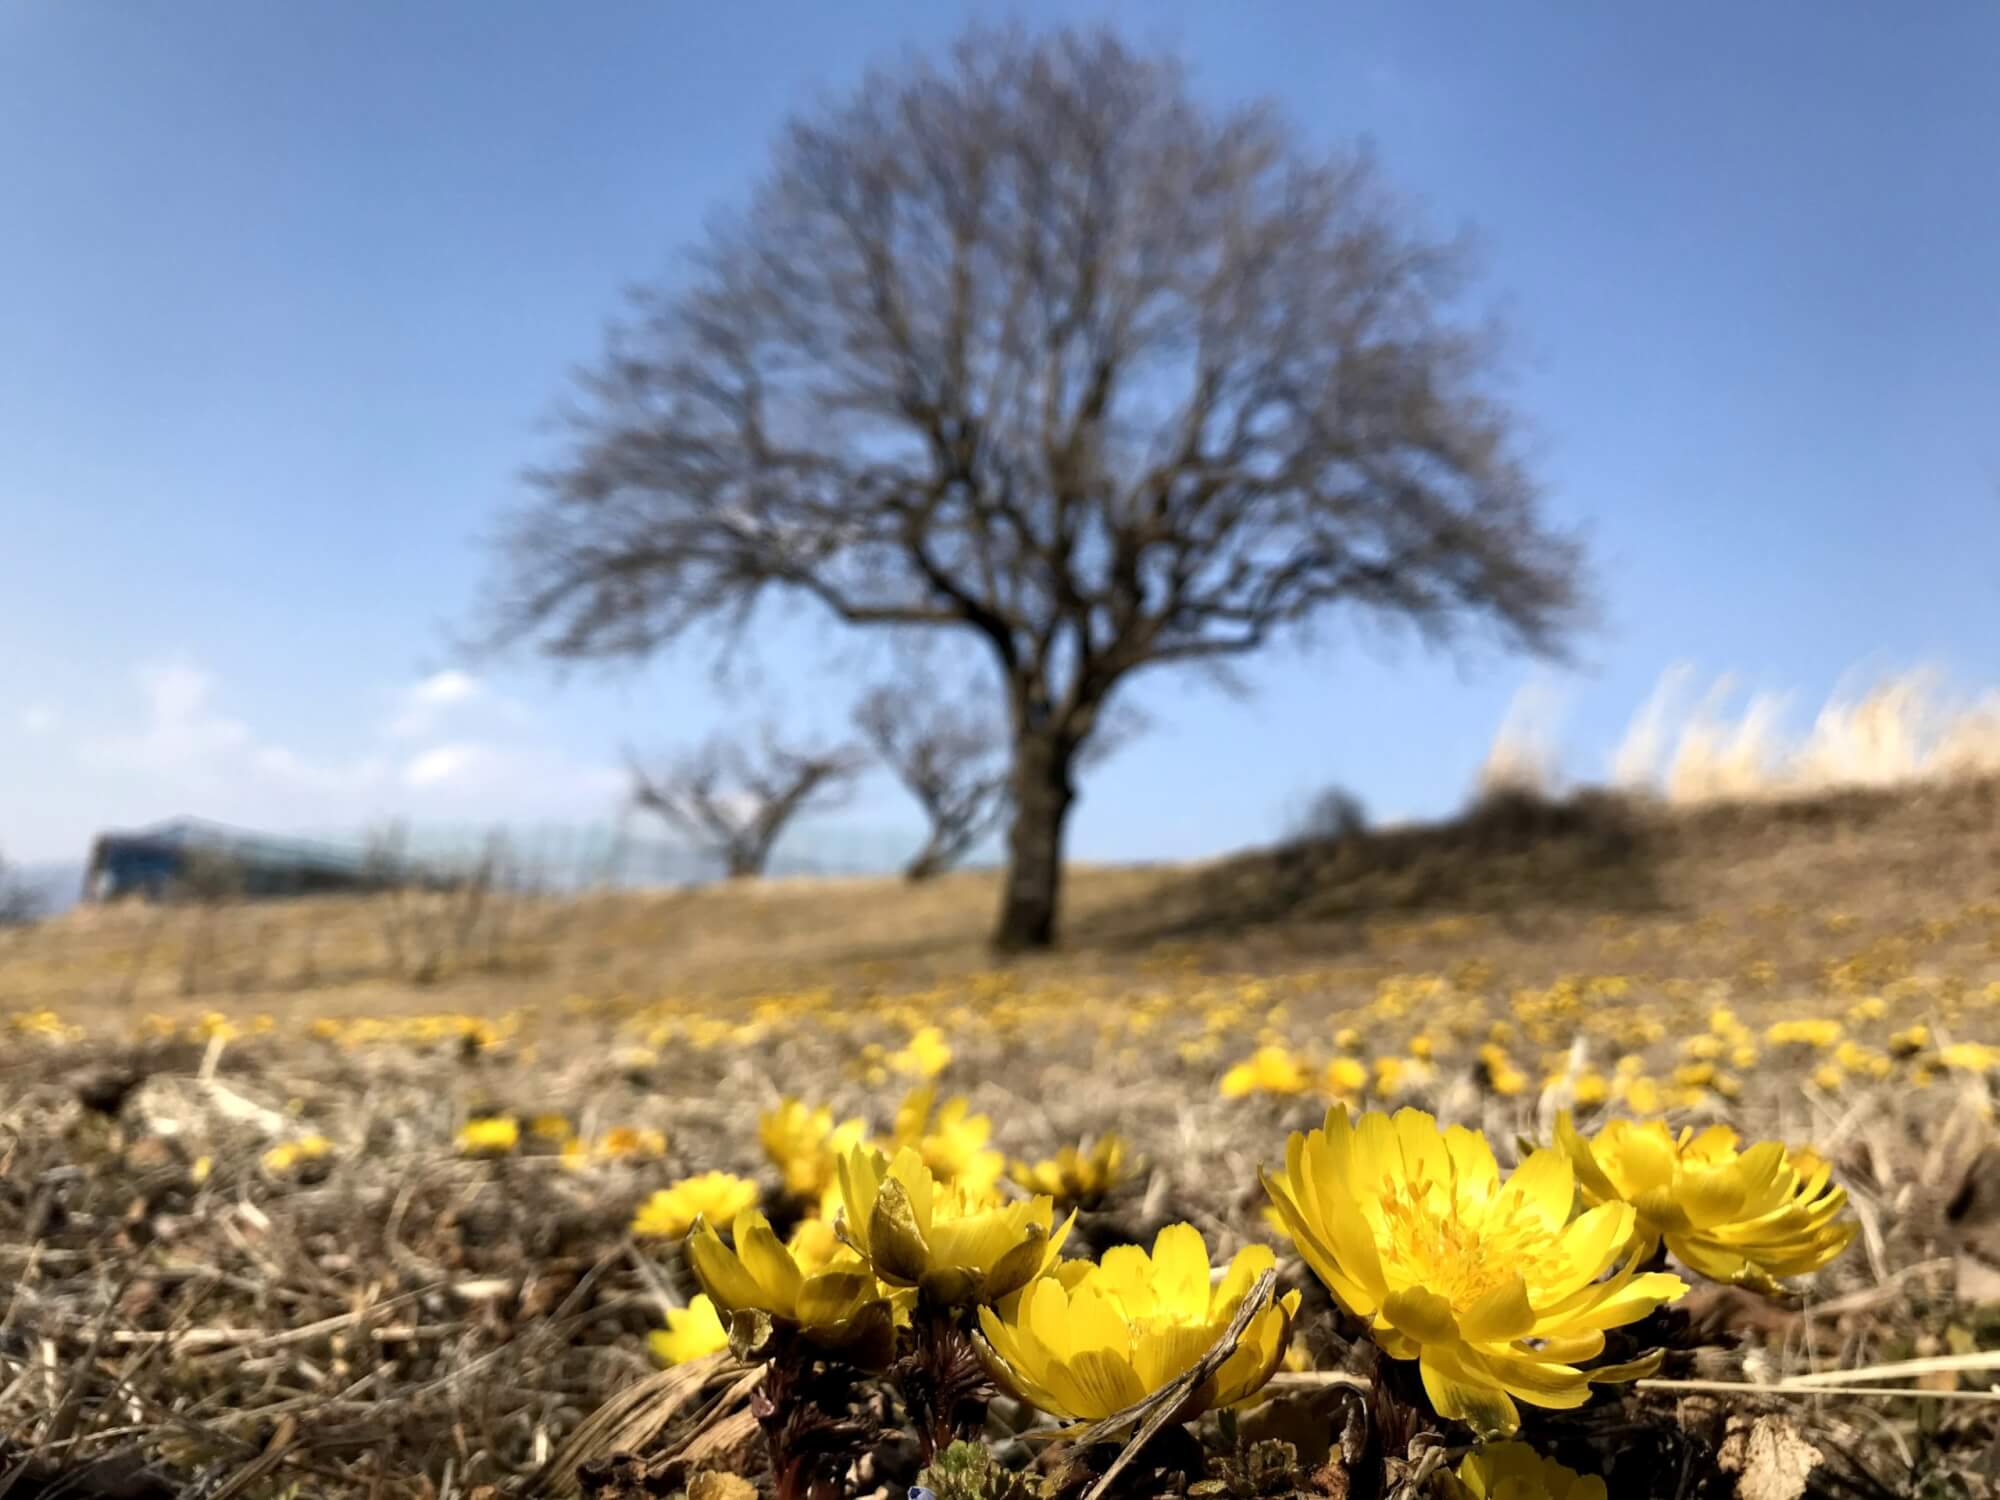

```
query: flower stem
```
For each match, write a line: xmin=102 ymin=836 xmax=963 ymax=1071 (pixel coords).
xmin=752 ymin=1334 xmax=870 ymax=1500
xmin=895 ymin=1305 xmax=994 ymax=1465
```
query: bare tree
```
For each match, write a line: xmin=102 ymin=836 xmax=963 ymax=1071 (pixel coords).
xmin=482 ymin=28 xmax=1589 ymax=949
xmin=629 ymin=732 xmax=862 ymax=879
xmin=1289 ymin=785 xmax=1369 ymax=845
xmin=854 ymin=683 xmax=1010 ymax=881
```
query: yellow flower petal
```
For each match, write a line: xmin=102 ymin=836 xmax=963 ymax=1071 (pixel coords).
xmin=730 ymin=1209 xmax=803 ymax=1315
xmin=1383 ymin=1286 xmax=1460 ymax=1344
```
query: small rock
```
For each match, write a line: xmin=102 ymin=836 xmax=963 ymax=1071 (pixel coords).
xmin=1717 ymin=1414 xmax=1822 ymax=1500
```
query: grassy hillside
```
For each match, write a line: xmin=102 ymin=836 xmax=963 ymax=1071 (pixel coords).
xmin=3 ymin=780 xmax=1999 ymax=1497
xmin=8 ymin=777 xmax=2000 ymax=1019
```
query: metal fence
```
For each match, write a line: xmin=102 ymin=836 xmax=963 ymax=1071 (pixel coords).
xmin=290 ymin=817 xmax=935 ymax=893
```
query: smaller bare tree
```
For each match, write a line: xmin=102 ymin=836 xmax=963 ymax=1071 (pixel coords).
xmin=1289 ymin=785 xmax=1369 ymax=845
xmin=629 ymin=731 xmax=863 ymax=879
xmin=855 ymin=685 xmax=1011 ymax=881
xmin=857 ymin=675 xmax=1146 ymax=881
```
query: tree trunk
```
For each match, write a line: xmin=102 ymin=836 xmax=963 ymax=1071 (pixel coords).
xmin=991 ymin=733 xmax=1074 ymax=951
xmin=903 ymin=839 xmax=949 ymax=883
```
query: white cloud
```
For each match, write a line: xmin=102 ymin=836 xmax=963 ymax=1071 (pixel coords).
xmin=401 ymin=741 xmax=622 ymax=807
xmin=416 ymin=669 xmax=479 ymax=706
xmin=5 ymin=659 xmax=620 ymax=861
xmin=383 ymin=669 xmax=538 ymax=741
xmin=81 ymin=663 xmax=251 ymax=774
xmin=20 ymin=705 xmax=57 ymax=734
xmin=404 ymin=742 xmax=488 ymax=789
xmin=386 ymin=670 xmax=483 ymax=738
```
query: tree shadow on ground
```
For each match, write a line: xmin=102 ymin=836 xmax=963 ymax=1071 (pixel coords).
xmin=1078 ymin=788 xmax=1674 ymax=954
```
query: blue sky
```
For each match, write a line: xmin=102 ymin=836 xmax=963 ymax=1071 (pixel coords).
xmin=4 ymin=2 xmax=1997 ymax=866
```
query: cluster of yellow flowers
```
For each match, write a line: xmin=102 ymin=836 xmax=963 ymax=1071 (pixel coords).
xmin=648 ymin=1092 xmax=1854 ymax=1488
xmin=304 ymin=1011 xmax=522 ymax=1052
xmin=1266 ymin=1107 xmax=1684 ymax=1435
xmin=1557 ymin=1115 xmax=1856 ymax=1293
xmin=449 ymin=1111 xmax=676 ymax=1164
xmin=632 ymin=1084 xmax=1131 ymax=1362
xmin=1007 ymin=1134 xmax=1126 ymax=1207
xmin=1200 ymin=968 xmax=1999 ymax=1121
xmin=4 ymin=1008 xmax=84 ymax=1044
xmin=677 ymin=1135 xmax=1299 ymax=1430
xmin=758 ymin=1098 xmax=868 ymax=1200
xmin=41 ymin=920 xmax=1998 ymax=1138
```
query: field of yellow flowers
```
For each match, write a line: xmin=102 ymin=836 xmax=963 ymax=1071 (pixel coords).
xmin=2 ymin=784 xmax=1999 ymax=1498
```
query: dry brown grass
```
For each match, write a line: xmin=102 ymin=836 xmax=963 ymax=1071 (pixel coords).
xmin=11 ymin=776 xmax=2000 ymax=1023
xmin=4 ymin=781 xmax=2000 ymax=1497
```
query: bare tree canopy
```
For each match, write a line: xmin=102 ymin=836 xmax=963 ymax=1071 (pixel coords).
xmin=854 ymin=682 xmax=1011 ymax=881
xmin=485 ymin=26 xmax=1590 ymax=948
xmin=629 ymin=732 xmax=862 ymax=879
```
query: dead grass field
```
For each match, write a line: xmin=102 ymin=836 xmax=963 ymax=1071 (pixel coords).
xmin=4 ymin=783 xmax=2000 ymax=1498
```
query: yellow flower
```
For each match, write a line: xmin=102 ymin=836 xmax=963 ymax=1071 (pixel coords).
xmin=1940 ymin=1042 xmax=1999 ymax=1073
xmin=648 ymin=1293 xmax=730 ymax=1366
xmin=1557 ymin=1115 xmax=1856 ymax=1292
xmin=1888 ymin=1024 xmax=1931 ymax=1058
xmin=1570 ymin=1072 xmax=1609 ymax=1109
xmin=261 ymin=1135 xmax=333 ymax=1174
xmin=1219 ymin=1046 xmax=1309 ymax=1099
xmin=1834 ymin=1041 xmax=1890 ymax=1080
xmin=1616 ymin=1075 xmax=1662 ymax=1113
xmin=893 ymin=1087 xmax=1005 ymax=1195
xmin=1439 ymin=1443 xmax=1606 ymax=1500
xmin=1478 ymin=1045 xmax=1528 ymax=1097
xmin=687 ymin=1208 xmax=894 ymax=1365
xmin=1263 ymin=1106 xmax=1684 ymax=1437
xmin=978 ymin=1224 xmax=1300 ymax=1425
xmin=1008 ymin=1136 xmax=1127 ymax=1207
xmin=888 ymin=1025 xmax=953 ymax=1078
xmin=456 ymin=1117 xmax=519 ymax=1157
xmin=760 ymin=1098 xmax=869 ymax=1199
xmin=528 ymin=1112 xmax=574 ymax=1142
xmin=1373 ymin=1055 xmax=1423 ymax=1099
xmin=1322 ymin=1057 xmax=1369 ymax=1099
xmin=786 ymin=1213 xmax=852 ymax=1276
xmin=1766 ymin=1018 xmax=1841 ymax=1049
xmin=598 ymin=1125 xmax=668 ymax=1161
xmin=838 ymin=1145 xmax=1071 ymax=1306
xmin=632 ymin=1172 xmax=761 ymax=1240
